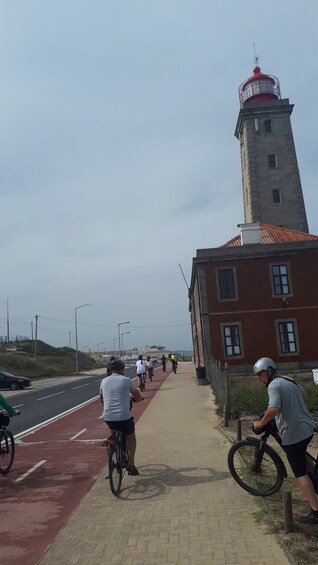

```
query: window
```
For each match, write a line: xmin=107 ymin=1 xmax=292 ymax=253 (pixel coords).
xmin=217 ymin=268 xmax=236 ymax=300
xmin=268 ymin=154 xmax=277 ymax=168
xmin=277 ymin=321 xmax=297 ymax=353
xmin=264 ymin=119 xmax=272 ymax=133
xmin=272 ymin=189 xmax=281 ymax=204
xmin=271 ymin=264 xmax=290 ymax=295
xmin=222 ymin=325 xmax=242 ymax=357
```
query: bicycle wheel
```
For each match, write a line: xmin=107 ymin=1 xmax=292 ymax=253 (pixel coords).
xmin=140 ymin=375 xmax=145 ymax=392
xmin=108 ymin=446 xmax=123 ymax=496
xmin=228 ymin=438 xmax=285 ymax=496
xmin=0 ymin=430 xmax=15 ymax=475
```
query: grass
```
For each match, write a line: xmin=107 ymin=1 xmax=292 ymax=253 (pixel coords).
xmin=0 ymin=339 xmax=104 ymax=379
xmin=229 ymin=371 xmax=318 ymax=417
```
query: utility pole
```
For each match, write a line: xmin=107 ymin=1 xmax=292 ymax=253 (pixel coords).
xmin=69 ymin=331 xmax=71 ymax=348
xmin=34 ymin=315 xmax=39 ymax=360
xmin=31 ymin=321 xmax=34 ymax=353
xmin=6 ymin=298 xmax=9 ymax=343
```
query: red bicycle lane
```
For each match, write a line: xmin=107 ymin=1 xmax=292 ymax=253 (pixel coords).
xmin=0 ymin=368 xmax=170 ymax=565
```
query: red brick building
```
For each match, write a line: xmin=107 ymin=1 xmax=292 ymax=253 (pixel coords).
xmin=190 ymin=223 xmax=318 ymax=372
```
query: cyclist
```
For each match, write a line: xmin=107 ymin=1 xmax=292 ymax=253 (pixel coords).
xmin=161 ymin=355 xmax=166 ymax=372
xmin=146 ymin=356 xmax=154 ymax=381
xmin=100 ymin=359 xmax=142 ymax=476
xmin=0 ymin=394 xmax=20 ymax=426
xmin=171 ymin=352 xmax=178 ymax=374
xmin=106 ymin=356 xmax=116 ymax=376
xmin=136 ymin=355 xmax=147 ymax=389
xmin=253 ymin=357 xmax=318 ymax=524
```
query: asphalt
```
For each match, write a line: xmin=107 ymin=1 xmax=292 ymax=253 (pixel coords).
xmin=40 ymin=362 xmax=290 ymax=565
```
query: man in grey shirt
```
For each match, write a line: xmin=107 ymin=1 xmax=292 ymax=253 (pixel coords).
xmin=253 ymin=357 xmax=318 ymax=524
xmin=100 ymin=359 xmax=142 ymax=476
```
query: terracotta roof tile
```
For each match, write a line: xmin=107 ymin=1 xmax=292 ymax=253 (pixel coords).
xmin=223 ymin=223 xmax=318 ymax=247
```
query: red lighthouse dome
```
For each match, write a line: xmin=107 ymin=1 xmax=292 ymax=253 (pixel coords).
xmin=238 ymin=66 xmax=281 ymax=108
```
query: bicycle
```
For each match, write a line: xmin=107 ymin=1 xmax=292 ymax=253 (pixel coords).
xmin=228 ymin=419 xmax=318 ymax=497
xmin=0 ymin=411 xmax=17 ymax=475
xmin=102 ymin=398 xmax=143 ymax=496
xmin=138 ymin=373 xmax=146 ymax=392
xmin=104 ymin=430 xmax=128 ymax=496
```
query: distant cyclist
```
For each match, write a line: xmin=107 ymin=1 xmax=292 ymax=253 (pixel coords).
xmin=106 ymin=356 xmax=116 ymax=376
xmin=100 ymin=359 xmax=142 ymax=476
xmin=161 ymin=355 xmax=166 ymax=372
xmin=146 ymin=356 xmax=154 ymax=381
xmin=136 ymin=355 xmax=147 ymax=389
xmin=171 ymin=353 xmax=178 ymax=374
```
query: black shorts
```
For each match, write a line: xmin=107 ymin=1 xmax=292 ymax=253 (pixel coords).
xmin=105 ymin=417 xmax=135 ymax=436
xmin=282 ymin=435 xmax=313 ymax=478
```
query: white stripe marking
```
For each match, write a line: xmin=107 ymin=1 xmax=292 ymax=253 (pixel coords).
xmin=72 ymin=383 xmax=90 ymax=389
xmin=36 ymin=391 xmax=65 ymax=401
xmin=70 ymin=428 xmax=87 ymax=440
xmin=13 ymin=404 xmax=23 ymax=408
xmin=14 ymin=460 xmax=47 ymax=483
xmin=15 ymin=396 xmax=99 ymax=440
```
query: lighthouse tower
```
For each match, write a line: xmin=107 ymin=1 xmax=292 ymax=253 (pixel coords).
xmin=235 ymin=65 xmax=309 ymax=233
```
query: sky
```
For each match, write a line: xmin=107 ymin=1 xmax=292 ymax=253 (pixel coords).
xmin=1 ymin=1 xmax=318 ymax=353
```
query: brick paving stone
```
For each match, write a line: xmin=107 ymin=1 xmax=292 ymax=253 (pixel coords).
xmin=40 ymin=362 xmax=291 ymax=565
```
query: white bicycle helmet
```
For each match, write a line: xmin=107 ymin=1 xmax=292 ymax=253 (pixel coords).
xmin=253 ymin=357 xmax=276 ymax=374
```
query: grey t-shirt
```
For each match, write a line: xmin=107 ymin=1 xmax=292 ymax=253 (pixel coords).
xmin=268 ymin=375 xmax=314 ymax=445
xmin=100 ymin=374 xmax=135 ymax=421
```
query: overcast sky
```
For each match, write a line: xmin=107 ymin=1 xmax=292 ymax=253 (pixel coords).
xmin=1 ymin=1 xmax=317 ymax=353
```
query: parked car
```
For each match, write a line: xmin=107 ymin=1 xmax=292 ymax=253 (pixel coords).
xmin=0 ymin=371 xmax=32 ymax=390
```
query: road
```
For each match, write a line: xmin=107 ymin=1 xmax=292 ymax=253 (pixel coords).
xmin=5 ymin=365 xmax=140 ymax=436
xmin=1 ymin=365 xmax=168 ymax=565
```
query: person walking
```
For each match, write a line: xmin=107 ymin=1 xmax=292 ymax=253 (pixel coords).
xmin=253 ymin=357 xmax=318 ymax=524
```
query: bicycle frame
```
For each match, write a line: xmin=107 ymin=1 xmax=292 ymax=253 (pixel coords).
xmin=246 ymin=429 xmax=288 ymax=479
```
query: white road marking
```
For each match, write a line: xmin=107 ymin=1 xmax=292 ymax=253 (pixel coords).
xmin=70 ymin=428 xmax=87 ymax=440
xmin=36 ymin=391 xmax=65 ymax=401
xmin=72 ymin=383 xmax=90 ymax=389
xmin=15 ymin=396 xmax=99 ymax=440
xmin=14 ymin=460 xmax=47 ymax=483
xmin=13 ymin=404 xmax=23 ymax=408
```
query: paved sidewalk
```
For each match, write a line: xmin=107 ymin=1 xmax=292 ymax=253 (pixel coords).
xmin=41 ymin=362 xmax=289 ymax=565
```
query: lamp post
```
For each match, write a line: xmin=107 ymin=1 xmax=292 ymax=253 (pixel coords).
xmin=113 ymin=338 xmax=119 ymax=355
xmin=117 ymin=321 xmax=130 ymax=359
xmin=121 ymin=331 xmax=130 ymax=358
xmin=75 ymin=303 xmax=91 ymax=373
xmin=97 ymin=342 xmax=103 ymax=353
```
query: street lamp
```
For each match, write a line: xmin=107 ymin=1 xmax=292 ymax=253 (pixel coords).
xmin=117 ymin=321 xmax=130 ymax=358
xmin=121 ymin=331 xmax=130 ymax=358
xmin=75 ymin=303 xmax=91 ymax=373
xmin=113 ymin=338 xmax=119 ymax=355
xmin=97 ymin=342 xmax=103 ymax=352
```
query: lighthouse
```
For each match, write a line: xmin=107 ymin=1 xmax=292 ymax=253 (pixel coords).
xmin=235 ymin=65 xmax=309 ymax=233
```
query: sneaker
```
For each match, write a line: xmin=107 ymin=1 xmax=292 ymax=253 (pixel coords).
xmin=127 ymin=465 xmax=139 ymax=476
xmin=298 ymin=510 xmax=318 ymax=524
